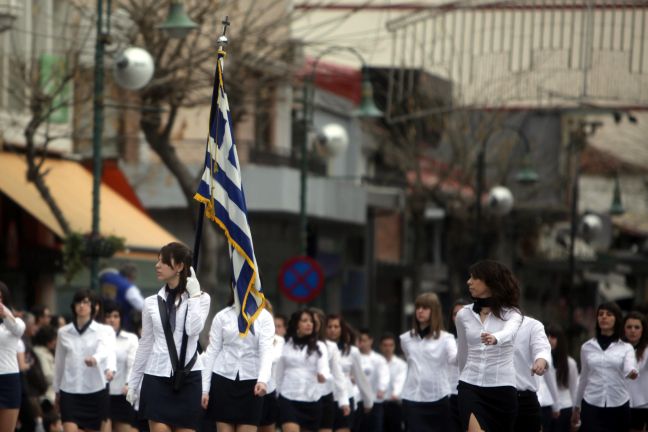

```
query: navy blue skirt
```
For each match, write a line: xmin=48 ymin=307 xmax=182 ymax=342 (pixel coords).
xmin=139 ymin=372 xmax=203 ymax=429
xmin=110 ymin=394 xmax=136 ymax=424
xmin=60 ymin=389 xmax=107 ymax=430
xmin=278 ymin=395 xmax=323 ymax=430
xmin=319 ymin=392 xmax=336 ymax=429
xmin=205 ymin=373 xmax=263 ymax=425
xmin=333 ymin=397 xmax=355 ymax=429
xmin=0 ymin=373 xmax=21 ymax=409
xmin=457 ymin=381 xmax=517 ymax=432
xmin=259 ymin=391 xmax=279 ymax=426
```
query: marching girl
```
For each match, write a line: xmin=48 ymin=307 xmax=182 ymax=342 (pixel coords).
xmin=258 ymin=301 xmax=285 ymax=432
xmin=623 ymin=311 xmax=648 ymax=432
xmin=400 ymin=292 xmax=457 ymax=432
xmin=53 ymin=289 xmax=111 ymax=432
xmin=275 ymin=309 xmax=331 ymax=432
xmin=544 ymin=325 xmax=579 ymax=432
xmin=103 ymin=300 xmax=139 ymax=432
xmin=572 ymin=302 xmax=638 ymax=432
xmin=325 ymin=314 xmax=373 ymax=432
xmin=455 ymin=260 xmax=523 ymax=432
xmin=447 ymin=299 xmax=470 ymax=432
xmin=308 ymin=308 xmax=349 ymax=432
xmin=0 ymin=281 xmax=26 ymax=432
xmin=127 ymin=242 xmax=211 ymax=432
xmin=201 ymin=289 xmax=275 ymax=431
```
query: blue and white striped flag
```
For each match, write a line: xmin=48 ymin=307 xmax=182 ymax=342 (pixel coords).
xmin=194 ymin=50 xmax=265 ymax=336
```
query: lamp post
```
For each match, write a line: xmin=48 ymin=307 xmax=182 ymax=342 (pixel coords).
xmin=299 ymin=47 xmax=382 ymax=255
xmin=474 ymin=126 xmax=538 ymax=260
xmin=89 ymin=0 xmax=197 ymax=290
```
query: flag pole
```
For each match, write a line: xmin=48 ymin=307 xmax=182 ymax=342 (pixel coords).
xmin=192 ymin=16 xmax=230 ymax=270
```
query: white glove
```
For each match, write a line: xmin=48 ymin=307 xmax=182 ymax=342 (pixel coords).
xmin=186 ymin=266 xmax=201 ymax=298
xmin=126 ymin=387 xmax=138 ymax=407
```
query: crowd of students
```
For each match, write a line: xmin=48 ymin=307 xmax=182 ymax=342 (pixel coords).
xmin=1 ymin=247 xmax=647 ymax=432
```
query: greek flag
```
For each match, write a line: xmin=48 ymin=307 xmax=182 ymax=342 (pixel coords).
xmin=194 ymin=50 xmax=265 ymax=336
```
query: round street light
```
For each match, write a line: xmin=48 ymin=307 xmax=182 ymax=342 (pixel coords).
xmin=157 ymin=0 xmax=198 ymax=39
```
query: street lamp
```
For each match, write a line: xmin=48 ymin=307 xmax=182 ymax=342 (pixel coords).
xmin=90 ymin=0 xmax=197 ymax=290
xmin=474 ymin=126 xmax=539 ymax=260
xmin=157 ymin=0 xmax=198 ymax=39
xmin=299 ymin=47 xmax=382 ymax=255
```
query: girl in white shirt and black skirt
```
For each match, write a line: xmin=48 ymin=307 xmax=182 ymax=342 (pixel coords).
xmin=545 ymin=325 xmax=579 ymax=432
xmin=572 ymin=302 xmax=638 ymax=432
xmin=54 ymin=289 xmax=111 ymax=432
xmin=201 ymin=290 xmax=275 ymax=431
xmin=276 ymin=309 xmax=331 ymax=432
xmin=127 ymin=242 xmax=211 ymax=432
xmin=455 ymin=260 xmax=523 ymax=432
xmin=622 ymin=311 xmax=648 ymax=432
xmin=0 ymin=281 xmax=26 ymax=432
xmin=400 ymin=292 xmax=457 ymax=432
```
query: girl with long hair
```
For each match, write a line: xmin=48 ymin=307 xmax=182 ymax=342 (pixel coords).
xmin=325 ymin=314 xmax=373 ymax=432
xmin=400 ymin=292 xmax=457 ymax=432
xmin=623 ymin=311 xmax=648 ymax=432
xmin=572 ymin=302 xmax=638 ymax=432
xmin=127 ymin=242 xmax=211 ymax=432
xmin=275 ymin=309 xmax=331 ymax=432
xmin=544 ymin=325 xmax=578 ymax=432
xmin=0 ymin=281 xmax=26 ymax=432
xmin=455 ymin=260 xmax=523 ymax=432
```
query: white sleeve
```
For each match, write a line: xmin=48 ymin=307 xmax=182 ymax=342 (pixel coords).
xmin=317 ymin=342 xmax=332 ymax=381
xmin=377 ymin=355 xmax=390 ymax=393
xmin=126 ymin=335 xmax=138 ymax=383
xmin=275 ymin=346 xmax=286 ymax=393
xmin=0 ymin=307 xmax=25 ymax=338
xmin=256 ymin=313 xmax=275 ymax=385
xmin=330 ymin=346 xmax=349 ymax=407
xmin=623 ymin=344 xmax=638 ymax=378
xmin=491 ymin=310 xmax=523 ymax=345
xmin=530 ymin=321 xmax=552 ymax=363
xmin=446 ymin=333 xmax=458 ymax=366
xmin=125 ymin=286 xmax=145 ymax=311
xmin=128 ymin=301 xmax=154 ymax=393
xmin=351 ymin=350 xmax=374 ymax=409
xmin=391 ymin=359 xmax=407 ymax=399
xmin=568 ymin=357 xmax=579 ymax=407
xmin=184 ymin=293 xmax=210 ymax=337
xmin=543 ymin=367 xmax=560 ymax=412
xmin=201 ymin=313 xmax=224 ymax=393
xmin=575 ymin=344 xmax=589 ymax=408
xmin=456 ymin=311 xmax=468 ymax=372
xmin=53 ymin=329 xmax=65 ymax=393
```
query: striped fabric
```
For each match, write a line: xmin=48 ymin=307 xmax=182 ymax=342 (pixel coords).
xmin=194 ymin=50 xmax=265 ymax=336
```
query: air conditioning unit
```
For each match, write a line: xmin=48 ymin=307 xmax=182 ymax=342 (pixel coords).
xmin=0 ymin=0 xmax=20 ymax=33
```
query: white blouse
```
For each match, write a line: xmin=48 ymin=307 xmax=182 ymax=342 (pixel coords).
xmin=97 ymin=322 xmax=117 ymax=375
xmin=267 ymin=334 xmax=285 ymax=393
xmin=358 ymin=350 xmax=390 ymax=403
xmin=456 ymin=305 xmax=523 ymax=388
xmin=201 ymin=306 xmax=274 ymax=392
xmin=128 ymin=288 xmax=211 ymax=394
xmin=576 ymin=338 xmax=638 ymax=408
xmin=338 ymin=345 xmax=374 ymax=409
xmin=628 ymin=351 xmax=648 ymax=408
xmin=318 ymin=340 xmax=350 ymax=407
xmin=0 ymin=306 xmax=25 ymax=374
xmin=110 ymin=330 xmax=139 ymax=396
xmin=53 ymin=321 xmax=111 ymax=394
xmin=400 ymin=330 xmax=457 ymax=402
xmin=386 ymin=355 xmax=407 ymax=400
xmin=276 ymin=339 xmax=331 ymax=402
xmin=514 ymin=317 xmax=552 ymax=392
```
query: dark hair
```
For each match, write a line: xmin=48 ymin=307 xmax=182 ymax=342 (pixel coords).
xmin=286 ymin=309 xmax=321 ymax=357
xmin=70 ymin=289 xmax=96 ymax=319
xmin=596 ymin=302 xmax=623 ymax=340
xmin=159 ymin=242 xmax=193 ymax=293
xmin=411 ymin=292 xmax=444 ymax=339
xmin=546 ymin=325 xmax=570 ymax=388
xmin=308 ymin=307 xmax=327 ymax=340
xmin=31 ymin=304 xmax=49 ymax=320
xmin=0 ymin=281 xmax=12 ymax=309
xmin=380 ymin=332 xmax=396 ymax=343
xmin=274 ymin=314 xmax=287 ymax=327
xmin=103 ymin=299 xmax=121 ymax=317
xmin=33 ymin=325 xmax=58 ymax=347
xmin=358 ymin=328 xmax=372 ymax=338
xmin=469 ymin=260 xmax=520 ymax=319
xmin=119 ymin=263 xmax=138 ymax=280
xmin=623 ymin=311 xmax=648 ymax=361
xmin=448 ymin=298 xmax=470 ymax=337
xmin=326 ymin=314 xmax=355 ymax=355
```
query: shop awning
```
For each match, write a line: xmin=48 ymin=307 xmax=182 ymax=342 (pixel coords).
xmin=0 ymin=152 xmax=178 ymax=251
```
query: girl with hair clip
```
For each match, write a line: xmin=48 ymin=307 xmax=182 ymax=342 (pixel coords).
xmin=275 ymin=309 xmax=331 ymax=432
xmin=307 ymin=308 xmax=350 ymax=432
xmin=447 ymin=298 xmax=470 ymax=432
xmin=325 ymin=314 xmax=373 ymax=432
xmin=258 ymin=300 xmax=285 ymax=432
xmin=400 ymin=292 xmax=457 ymax=432
xmin=53 ymin=289 xmax=111 ymax=432
xmin=201 ymin=285 xmax=275 ymax=432
xmin=544 ymin=325 xmax=579 ymax=432
xmin=455 ymin=260 xmax=524 ymax=432
xmin=127 ymin=242 xmax=211 ymax=432
xmin=0 ymin=281 xmax=26 ymax=432
xmin=572 ymin=302 xmax=638 ymax=432
xmin=623 ymin=311 xmax=648 ymax=432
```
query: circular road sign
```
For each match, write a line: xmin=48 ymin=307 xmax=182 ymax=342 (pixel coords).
xmin=278 ymin=256 xmax=324 ymax=303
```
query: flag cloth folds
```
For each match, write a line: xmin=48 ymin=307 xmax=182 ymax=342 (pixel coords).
xmin=194 ymin=50 xmax=265 ymax=336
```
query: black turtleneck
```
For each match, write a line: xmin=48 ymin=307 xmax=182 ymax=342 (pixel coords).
xmin=293 ymin=334 xmax=310 ymax=348
xmin=417 ymin=325 xmax=431 ymax=339
xmin=597 ymin=334 xmax=616 ymax=351
xmin=472 ymin=297 xmax=494 ymax=314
